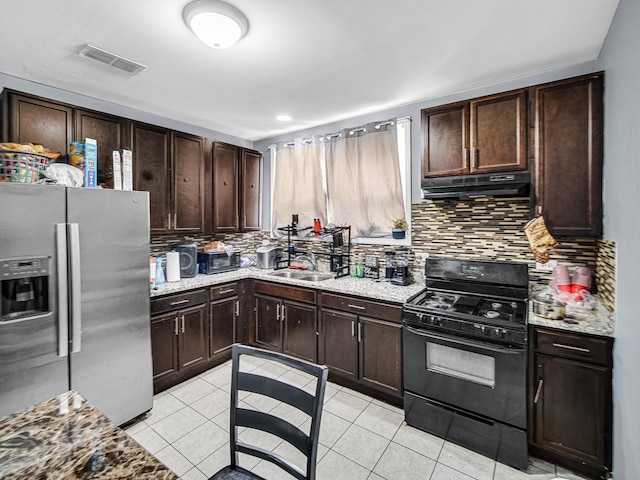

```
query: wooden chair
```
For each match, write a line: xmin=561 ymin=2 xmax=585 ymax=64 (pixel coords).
xmin=209 ymin=344 xmax=328 ymax=480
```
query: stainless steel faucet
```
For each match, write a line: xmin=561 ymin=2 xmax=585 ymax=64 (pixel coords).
xmin=295 ymin=252 xmax=317 ymax=271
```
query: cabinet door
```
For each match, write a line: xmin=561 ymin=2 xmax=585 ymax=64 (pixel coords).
xmin=241 ymin=149 xmax=261 ymax=231
xmin=422 ymin=103 xmax=469 ymax=177
xmin=178 ymin=304 xmax=208 ymax=370
xmin=255 ymin=294 xmax=282 ymax=352
xmin=470 ymin=90 xmax=527 ymax=173
xmin=532 ymin=354 xmax=609 ymax=470
xmin=319 ymin=309 xmax=358 ymax=380
xmin=359 ymin=316 xmax=402 ymax=397
xmin=75 ymin=109 xmax=126 ymax=183
xmin=210 ymin=297 xmax=237 ymax=357
xmin=531 ymin=74 xmax=603 ymax=236
xmin=132 ymin=122 xmax=171 ymax=233
xmin=173 ymin=132 xmax=204 ymax=232
xmin=212 ymin=142 xmax=239 ymax=232
xmin=150 ymin=312 xmax=179 ymax=381
xmin=8 ymin=93 xmax=73 ymax=155
xmin=283 ymin=300 xmax=317 ymax=363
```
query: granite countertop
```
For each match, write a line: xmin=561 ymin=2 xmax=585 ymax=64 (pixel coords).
xmin=151 ymin=267 xmax=425 ymax=305
xmin=0 ymin=391 xmax=177 ymax=479
xmin=528 ymin=296 xmax=615 ymax=338
xmin=151 ymin=268 xmax=616 ymax=338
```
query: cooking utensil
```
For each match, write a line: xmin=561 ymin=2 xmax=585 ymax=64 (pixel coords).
xmin=532 ymin=293 xmax=566 ymax=320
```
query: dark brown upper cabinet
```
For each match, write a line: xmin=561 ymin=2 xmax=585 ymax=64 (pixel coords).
xmin=212 ymin=142 xmax=261 ymax=233
xmin=5 ymin=92 xmax=73 ymax=155
xmin=133 ymin=122 xmax=204 ymax=234
xmin=530 ymin=73 xmax=603 ymax=237
xmin=422 ymin=89 xmax=528 ymax=178
xmin=75 ymin=109 xmax=129 ymax=182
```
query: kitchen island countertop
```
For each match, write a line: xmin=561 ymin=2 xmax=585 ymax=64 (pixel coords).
xmin=0 ymin=391 xmax=177 ymax=479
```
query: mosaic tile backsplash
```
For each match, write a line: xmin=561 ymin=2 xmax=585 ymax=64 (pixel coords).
xmin=150 ymin=196 xmax=616 ymax=312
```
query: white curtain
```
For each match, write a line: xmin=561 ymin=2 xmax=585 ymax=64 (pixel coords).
xmin=325 ymin=121 xmax=405 ymax=237
xmin=271 ymin=141 xmax=326 ymax=234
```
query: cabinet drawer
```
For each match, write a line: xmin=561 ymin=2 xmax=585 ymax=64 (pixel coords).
xmin=151 ymin=289 xmax=207 ymax=315
xmin=254 ymin=281 xmax=316 ymax=304
xmin=534 ymin=328 xmax=612 ymax=366
xmin=209 ymin=283 xmax=238 ymax=301
xmin=320 ymin=292 xmax=401 ymax=323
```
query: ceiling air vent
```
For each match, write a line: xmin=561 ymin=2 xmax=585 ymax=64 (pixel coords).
xmin=79 ymin=44 xmax=146 ymax=75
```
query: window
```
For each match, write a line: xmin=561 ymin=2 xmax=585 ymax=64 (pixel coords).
xmin=270 ymin=117 xmax=411 ymax=244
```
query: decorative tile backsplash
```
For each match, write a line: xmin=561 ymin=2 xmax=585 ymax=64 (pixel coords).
xmin=150 ymin=195 xmax=616 ymax=311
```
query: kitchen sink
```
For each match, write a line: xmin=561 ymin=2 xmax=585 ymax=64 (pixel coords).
xmin=298 ymin=273 xmax=334 ymax=282
xmin=269 ymin=270 xmax=306 ymax=279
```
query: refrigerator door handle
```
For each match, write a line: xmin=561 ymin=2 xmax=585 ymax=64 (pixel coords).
xmin=69 ymin=223 xmax=82 ymax=353
xmin=56 ymin=223 xmax=69 ymax=358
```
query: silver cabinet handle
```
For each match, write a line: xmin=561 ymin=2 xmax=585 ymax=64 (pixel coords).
xmin=357 ymin=322 xmax=362 ymax=343
xmin=552 ymin=342 xmax=590 ymax=353
xmin=276 ymin=304 xmax=281 ymax=321
xmin=56 ymin=224 xmax=69 ymax=358
xmin=181 ymin=315 xmax=185 ymax=334
xmin=347 ymin=304 xmax=366 ymax=311
xmin=534 ymin=378 xmax=544 ymax=404
xmin=167 ymin=213 xmax=171 ymax=230
xmin=219 ymin=288 xmax=235 ymax=295
xmin=351 ymin=320 xmax=355 ymax=338
xmin=174 ymin=213 xmax=177 ymax=229
xmin=170 ymin=299 xmax=190 ymax=306
xmin=174 ymin=317 xmax=179 ymax=336
xmin=235 ymin=300 xmax=239 ymax=317
xmin=69 ymin=223 xmax=82 ymax=354
xmin=282 ymin=305 xmax=286 ymax=323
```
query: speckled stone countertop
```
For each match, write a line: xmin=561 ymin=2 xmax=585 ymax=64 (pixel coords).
xmin=151 ymin=267 xmax=425 ymax=304
xmin=0 ymin=391 xmax=177 ymax=479
xmin=528 ymin=296 xmax=615 ymax=338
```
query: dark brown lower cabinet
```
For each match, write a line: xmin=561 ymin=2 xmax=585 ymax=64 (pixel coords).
xmin=254 ymin=281 xmax=318 ymax=363
xmin=529 ymin=326 xmax=613 ymax=479
xmin=319 ymin=292 xmax=402 ymax=404
xmin=150 ymin=289 xmax=208 ymax=393
xmin=209 ymin=283 xmax=240 ymax=358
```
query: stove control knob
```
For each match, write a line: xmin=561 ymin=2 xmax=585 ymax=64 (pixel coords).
xmin=429 ymin=316 xmax=440 ymax=326
xmin=493 ymin=328 xmax=508 ymax=337
xmin=473 ymin=323 xmax=485 ymax=333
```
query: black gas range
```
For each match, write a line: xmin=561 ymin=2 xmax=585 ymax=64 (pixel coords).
xmin=403 ymin=257 xmax=529 ymax=471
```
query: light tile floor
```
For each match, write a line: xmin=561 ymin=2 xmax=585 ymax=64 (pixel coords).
xmin=124 ymin=358 xmax=588 ymax=480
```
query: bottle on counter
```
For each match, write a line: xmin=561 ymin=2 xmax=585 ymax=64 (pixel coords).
xmin=155 ymin=256 xmax=165 ymax=286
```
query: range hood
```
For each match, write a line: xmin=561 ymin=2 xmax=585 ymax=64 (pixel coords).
xmin=422 ymin=171 xmax=530 ymax=199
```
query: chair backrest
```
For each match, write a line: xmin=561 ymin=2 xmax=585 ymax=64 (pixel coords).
xmin=228 ymin=344 xmax=328 ymax=480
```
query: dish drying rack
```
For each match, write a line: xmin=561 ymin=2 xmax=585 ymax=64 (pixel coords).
xmin=275 ymin=224 xmax=351 ymax=278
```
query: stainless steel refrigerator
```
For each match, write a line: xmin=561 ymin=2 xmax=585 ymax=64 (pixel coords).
xmin=0 ymin=183 xmax=153 ymax=426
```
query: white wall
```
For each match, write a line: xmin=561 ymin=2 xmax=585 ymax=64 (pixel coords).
xmin=0 ymin=73 xmax=253 ymax=148
xmin=253 ymin=62 xmax=599 ymax=228
xmin=596 ymin=0 xmax=640 ymax=477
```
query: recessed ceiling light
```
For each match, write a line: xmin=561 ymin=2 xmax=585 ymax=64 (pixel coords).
xmin=276 ymin=115 xmax=292 ymax=122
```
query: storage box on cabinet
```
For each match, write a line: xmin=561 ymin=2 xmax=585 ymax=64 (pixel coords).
xmin=529 ymin=326 xmax=613 ymax=479
xmin=319 ymin=292 xmax=402 ymax=404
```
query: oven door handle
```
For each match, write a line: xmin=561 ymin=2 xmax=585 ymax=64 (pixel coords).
xmin=404 ymin=325 xmax=525 ymax=355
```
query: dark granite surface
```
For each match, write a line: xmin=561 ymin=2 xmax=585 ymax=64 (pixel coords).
xmin=0 ymin=391 xmax=177 ymax=479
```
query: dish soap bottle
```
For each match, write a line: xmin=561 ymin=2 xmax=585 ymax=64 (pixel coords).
xmin=155 ymin=256 xmax=165 ymax=286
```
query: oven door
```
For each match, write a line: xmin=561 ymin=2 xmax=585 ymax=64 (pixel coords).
xmin=403 ymin=324 xmax=526 ymax=428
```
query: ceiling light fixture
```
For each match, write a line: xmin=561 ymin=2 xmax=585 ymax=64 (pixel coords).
xmin=276 ymin=115 xmax=292 ymax=122
xmin=183 ymin=0 xmax=249 ymax=49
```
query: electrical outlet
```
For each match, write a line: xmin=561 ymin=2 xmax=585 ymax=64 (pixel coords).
xmin=535 ymin=259 xmax=557 ymax=271
xmin=415 ymin=253 xmax=428 ymax=264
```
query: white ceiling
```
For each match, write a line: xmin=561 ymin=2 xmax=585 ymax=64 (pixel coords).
xmin=0 ymin=0 xmax=619 ymax=141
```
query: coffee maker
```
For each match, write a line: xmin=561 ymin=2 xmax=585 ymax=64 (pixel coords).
xmin=387 ymin=248 xmax=414 ymax=286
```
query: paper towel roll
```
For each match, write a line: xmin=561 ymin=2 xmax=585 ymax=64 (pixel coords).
xmin=166 ymin=251 xmax=181 ymax=282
